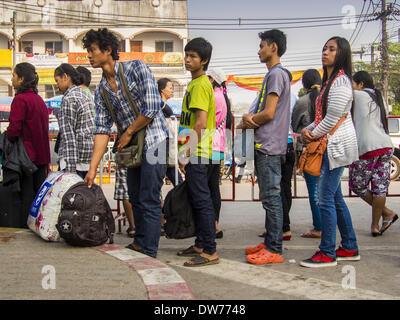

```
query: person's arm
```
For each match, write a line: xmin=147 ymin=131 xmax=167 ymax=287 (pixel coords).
xmin=84 ymin=86 xmax=114 ymax=187
xmin=179 ymin=108 xmax=207 ymax=173
xmin=84 ymin=134 xmax=109 ymax=188
xmin=252 ymin=93 xmax=279 ymax=125
xmin=6 ymin=96 xmax=26 ymax=142
xmin=118 ymin=114 xmax=152 ymax=151
xmin=118 ymin=61 xmax=161 ymax=150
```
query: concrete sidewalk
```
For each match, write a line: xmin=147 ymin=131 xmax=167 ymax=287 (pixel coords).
xmin=1 ymin=180 xmax=399 ymax=300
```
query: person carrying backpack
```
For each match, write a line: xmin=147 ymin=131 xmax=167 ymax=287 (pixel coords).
xmin=82 ymin=28 xmax=168 ymax=259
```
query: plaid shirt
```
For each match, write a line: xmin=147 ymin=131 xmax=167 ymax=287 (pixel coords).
xmin=94 ymin=60 xmax=168 ymax=151
xmin=57 ymin=86 xmax=95 ymax=172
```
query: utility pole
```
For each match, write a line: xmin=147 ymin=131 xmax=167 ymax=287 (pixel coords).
xmin=371 ymin=44 xmax=375 ymax=73
xmin=381 ymin=0 xmax=389 ymax=103
xmin=12 ymin=11 xmax=16 ymax=68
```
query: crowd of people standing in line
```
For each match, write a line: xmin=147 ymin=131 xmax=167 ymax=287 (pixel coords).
xmin=3 ymin=26 xmax=398 ymax=268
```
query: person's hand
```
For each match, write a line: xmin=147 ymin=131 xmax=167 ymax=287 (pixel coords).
xmin=242 ymin=114 xmax=259 ymax=129
xmin=84 ymin=168 xmax=97 ymax=188
xmin=301 ymin=128 xmax=315 ymax=144
xmin=118 ymin=130 xmax=133 ymax=151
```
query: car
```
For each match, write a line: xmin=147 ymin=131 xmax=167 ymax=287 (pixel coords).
xmin=388 ymin=116 xmax=400 ymax=180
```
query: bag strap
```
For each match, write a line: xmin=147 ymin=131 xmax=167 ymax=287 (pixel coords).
xmin=328 ymin=113 xmax=348 ymax=137
xmin=101 ymin=87 xmax=121 ymax=134
xmin=118 ymin=62 xmax=140 ymax=118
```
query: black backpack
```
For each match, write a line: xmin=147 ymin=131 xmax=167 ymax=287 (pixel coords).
xmin=163 ymin=181 xmax=195 ymax=239
xmin=56 ymin=182 xmax=115 ymax=247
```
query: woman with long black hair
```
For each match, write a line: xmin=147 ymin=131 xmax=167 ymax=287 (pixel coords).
xmin=54 ymin=63 xmax=94 ymax=179
xmin=300 ymin=37 xmax=360 ymax=268
xmin=349 ymin=71 xmax=397 ymax=236
xmin=6 ymin=62 xmax=50 ymax=227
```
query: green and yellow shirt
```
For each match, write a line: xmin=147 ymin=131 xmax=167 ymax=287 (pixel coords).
xmin=178 ymin=75 xmax=216 ymax=159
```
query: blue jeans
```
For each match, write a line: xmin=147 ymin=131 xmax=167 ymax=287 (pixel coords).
xmin=318 ymin=152 xmax=358 ymax=258
xmin=127 ymin=148 xmax=167 ymax=258
xmin=255 ymin=150 xmax=284 ymax=254
xmin=185 ymin=159 xmax=218 ymax=255
xmin=303 ymin=171 xmax=322 ymax=231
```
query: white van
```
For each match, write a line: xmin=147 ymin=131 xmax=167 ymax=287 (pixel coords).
xmin=388 ymin=116 xmax=400 ymax=180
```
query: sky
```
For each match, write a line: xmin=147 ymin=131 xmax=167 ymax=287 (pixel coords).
xmin=186 ymin=0 xmax=399 ymax=107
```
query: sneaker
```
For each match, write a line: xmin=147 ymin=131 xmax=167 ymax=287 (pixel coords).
xmin=247 ymin=249 xmax=284 ymax=265
xmin=335 ymin=247 xmax=360 ymax=261
xmin=245 ymin=243 xmax=266 ymax=255
xmin=300 ymin=251 xmax=337 ymax=268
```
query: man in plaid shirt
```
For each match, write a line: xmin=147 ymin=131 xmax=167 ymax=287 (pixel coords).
xmin=82 ymin=28 xmax=168 ymax=258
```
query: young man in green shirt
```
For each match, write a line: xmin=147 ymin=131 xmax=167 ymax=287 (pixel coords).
xmin=177 ymin=37 xmax=219 ymax=267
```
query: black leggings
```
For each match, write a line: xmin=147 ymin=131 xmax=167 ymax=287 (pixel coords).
xmin=20 ymin=165 xmax=48 ymax=228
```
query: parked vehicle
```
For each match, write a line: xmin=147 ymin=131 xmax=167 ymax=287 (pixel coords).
xmin=388 ymin=115 xmax=400 ymax=180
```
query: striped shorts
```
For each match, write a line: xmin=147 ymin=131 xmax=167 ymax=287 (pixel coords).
xmin=113 ymin=164 xmax=129 ymax=201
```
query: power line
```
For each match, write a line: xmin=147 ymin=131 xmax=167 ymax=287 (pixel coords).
xmin=0 ymin=0 xmax=371 ymax=23
xmin=1 ymin=1 xmax=375 ymax=31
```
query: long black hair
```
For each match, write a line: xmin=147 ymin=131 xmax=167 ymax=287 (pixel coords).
xmin=321 ymin=36 xmax=353 ymax=117
xmin=54 ymin=63 xmax=82 ymax=86
xmin=14 ymin=62 xmax=39 ymax=95
xmin=353 ymin=70 xmax=389 ymax=134
xmin=302 ymin=69 xmax=322 ymax=122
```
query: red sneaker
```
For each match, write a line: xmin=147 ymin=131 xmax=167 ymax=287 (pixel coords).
xmin=335 ymin=247 xmax=360 ymax=261
xmin=300 ymin=251 xmax=337 ymax=268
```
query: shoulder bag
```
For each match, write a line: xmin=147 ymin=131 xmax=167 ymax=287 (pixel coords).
xmin=101 ymin=63 xmax=146 ymax=168
xmin=298 ymin=114 xmax=347 ymax=176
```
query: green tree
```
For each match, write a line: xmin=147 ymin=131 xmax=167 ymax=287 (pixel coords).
xmin=353 ymin=42 xmax=400 ymax=114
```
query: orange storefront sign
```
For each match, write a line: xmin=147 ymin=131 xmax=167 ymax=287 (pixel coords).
xmin=69 ymin=52 xmax=183 ymax=65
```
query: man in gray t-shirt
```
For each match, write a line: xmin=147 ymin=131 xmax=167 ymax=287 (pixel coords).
xmin=253 ymin=64 xmax=290 ymax=155
xmin=238 ymin=29 xmax=290 ymax=265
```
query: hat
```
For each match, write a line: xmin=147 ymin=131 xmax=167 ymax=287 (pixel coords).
xmin=207 ymin=68 xmax=226 ymax=85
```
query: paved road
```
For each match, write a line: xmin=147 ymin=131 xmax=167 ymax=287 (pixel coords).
xmin=1 ymin=180 xmax=399 ymax=300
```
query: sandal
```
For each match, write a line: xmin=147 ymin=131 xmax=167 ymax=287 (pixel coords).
xmin=177 ymin=245 xmax=202 ymax=257
xmin=380 ymin=214 xmax=398 ymax=234
xmin=245 ymin=243 xmax=266 ymax=255
xmin=247 ymin=249 xmax=284 ymax=265
xmin=125 ymin=243 xmax=141 ymax=253
xmin=301 ymin=230 xmax=321 ymax=238
xmin=126 ymin=227 xmax=135 ymax=238
xmin=184 ymin=255 xmax=219 ymax=267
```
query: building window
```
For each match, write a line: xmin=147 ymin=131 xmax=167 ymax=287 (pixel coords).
xmin=45 ymin=41 xmax=63 ymax=55
xmin=130 ymin=41 xmax=143 ymax=52
xmin=20 ymin=41 xmax=33 ymax=54
xmin=155 ymin=41 xmax=173 ymax=52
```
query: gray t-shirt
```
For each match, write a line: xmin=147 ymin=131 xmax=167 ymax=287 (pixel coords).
xmin=253 ymin=64 xmax=291 ymax=155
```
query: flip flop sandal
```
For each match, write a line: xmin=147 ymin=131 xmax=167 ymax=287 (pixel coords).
xmin=125 ymin=243 xmax=141 ymax=253
xmin=380 ymin=214 xmax=398 ymax=234
xmin=184 ymin=255 xmax=220 ymax=267
xmin=177 ymin=245 xmax=202 ymax=257
xmin=126 ymin=227 xmax=135 ymax=238
xmin=301 ymin=230 xmax=321 ymax=238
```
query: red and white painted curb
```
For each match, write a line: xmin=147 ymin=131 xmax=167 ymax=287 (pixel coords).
xmin=95 ymin=244 xmax=195 ymax=300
